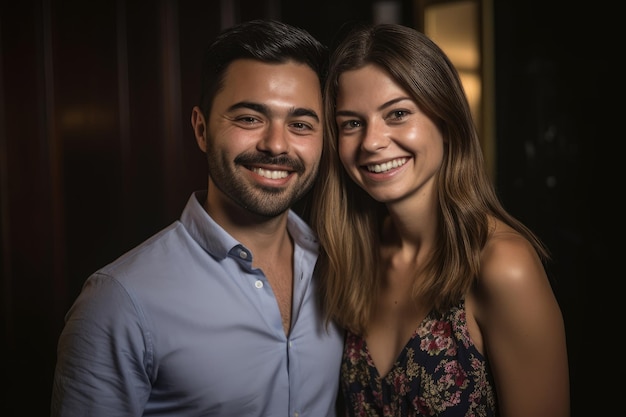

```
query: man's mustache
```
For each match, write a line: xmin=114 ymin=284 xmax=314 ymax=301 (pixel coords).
xmin=235 ymin=154 xmax=305 ymax=174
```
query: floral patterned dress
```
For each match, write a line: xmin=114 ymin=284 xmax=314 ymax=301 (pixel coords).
xmin=341 ymin=301 xmax=497 ymax=416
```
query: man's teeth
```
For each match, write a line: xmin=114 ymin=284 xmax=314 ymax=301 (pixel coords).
xmin=367 ymin=158 xmax=408 ymax=173
xmin=252 ymin=167 xmax=289 ymax=179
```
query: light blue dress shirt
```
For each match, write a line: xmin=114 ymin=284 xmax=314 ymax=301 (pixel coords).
xmin=51 ymin=191 xmax=345 ymax=417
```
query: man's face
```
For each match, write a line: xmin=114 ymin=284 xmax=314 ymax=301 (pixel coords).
xmin=202 ymin=59 xmax=323 ymax=218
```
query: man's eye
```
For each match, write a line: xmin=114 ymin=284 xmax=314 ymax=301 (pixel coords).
xmin=237 ymin=116 xmax=259 ymax=124
xmin=291 ymin=122 xmax=312 ymax=131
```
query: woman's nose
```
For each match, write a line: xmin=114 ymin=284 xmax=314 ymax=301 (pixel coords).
xmin=361 ymin=120 xmax=390 ymax=152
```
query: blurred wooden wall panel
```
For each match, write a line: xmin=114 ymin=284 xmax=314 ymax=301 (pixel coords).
xmin=0 ymin=0 xmax=222 ymax=414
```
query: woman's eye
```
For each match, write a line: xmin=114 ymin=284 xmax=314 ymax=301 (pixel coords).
xmin=389 ymin=110 xmax=409 ymax=120
xmin=340 ymin=120 xmax=362 ymax=130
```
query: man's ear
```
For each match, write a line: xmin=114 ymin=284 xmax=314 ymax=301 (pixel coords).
xmin=191 ymin=106 xmax=208 ymax=152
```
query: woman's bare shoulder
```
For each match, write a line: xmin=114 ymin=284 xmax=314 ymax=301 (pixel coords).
xmin=479 ymin=219 xmax=546 ymax=290
xmin=469 ymin=220 xmax=569 ymax=417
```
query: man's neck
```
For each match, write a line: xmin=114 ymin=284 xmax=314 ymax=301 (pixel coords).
xmin=204 ymin=196 xmax=292 ymax=262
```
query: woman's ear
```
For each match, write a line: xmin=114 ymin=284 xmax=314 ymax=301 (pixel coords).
xmin=191 ymin=106 xmax=208 ymax=152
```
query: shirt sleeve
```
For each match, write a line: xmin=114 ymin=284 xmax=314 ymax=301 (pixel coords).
xmin=51 ymin=273 xmax=152 ymax=417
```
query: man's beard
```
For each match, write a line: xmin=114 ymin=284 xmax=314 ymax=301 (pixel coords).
xmin=207 ymin=150 xmax=318 ymax=217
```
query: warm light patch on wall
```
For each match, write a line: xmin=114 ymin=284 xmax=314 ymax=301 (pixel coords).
xmin=60 ymin=107 xmax=116 ymax=132
xmin=424 ymin=1 xmax=481 ymax=126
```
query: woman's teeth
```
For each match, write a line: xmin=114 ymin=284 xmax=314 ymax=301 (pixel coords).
xmin=367 ymin=157 xmax=407 ymax=173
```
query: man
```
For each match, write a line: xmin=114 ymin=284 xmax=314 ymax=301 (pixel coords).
xmin=51 ymin=19 xmax=344 ymax=416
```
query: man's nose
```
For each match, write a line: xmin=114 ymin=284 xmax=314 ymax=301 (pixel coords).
xmin=258 ymin=123 xmax=289 ymax=155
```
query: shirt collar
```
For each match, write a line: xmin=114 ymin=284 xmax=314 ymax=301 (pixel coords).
xmin=179 ymin=190 xmax=319 ymax=259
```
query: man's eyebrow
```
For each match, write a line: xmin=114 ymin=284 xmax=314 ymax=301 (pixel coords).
xmin=228 ymin=101 xmax=268 ymax=114
xmin=228 ymin=101 xmax=320 ymax=122
xmin=290 ymin=108 xmax=320 ymax=122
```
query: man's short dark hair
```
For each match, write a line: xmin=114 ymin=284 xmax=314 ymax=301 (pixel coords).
xmin=199 ymin=19 xmax=328 ymax=118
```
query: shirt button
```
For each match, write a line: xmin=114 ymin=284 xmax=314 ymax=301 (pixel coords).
xmin=239 ymin=250 xmax=248 ymax=259
xmin=255 ymin=280 xmax=263 ymax=289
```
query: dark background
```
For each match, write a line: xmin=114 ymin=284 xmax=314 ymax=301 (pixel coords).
xmin=1 ymin=0 xmax=614 ymax=415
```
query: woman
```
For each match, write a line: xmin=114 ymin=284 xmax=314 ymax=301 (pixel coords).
xmin=311 ymin=23 xmax=569 ymax=416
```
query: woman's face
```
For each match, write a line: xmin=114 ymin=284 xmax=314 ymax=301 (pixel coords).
xmin=334 ymin=64 xmax=444 ymax=205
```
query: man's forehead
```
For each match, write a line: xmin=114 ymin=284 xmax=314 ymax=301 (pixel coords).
xmin=216 ymin=60 xmax=322 ymax=114
xmin=222 ymin=59 xmax=320 ymax=88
